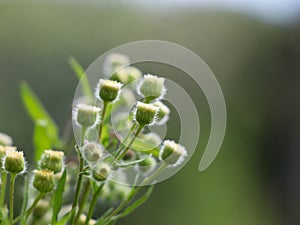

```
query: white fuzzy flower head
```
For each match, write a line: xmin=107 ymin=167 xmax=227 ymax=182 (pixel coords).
xmin=133 ymin=102 xmax=159 ymax=126
xmin=137 ymin=74 xmax=166 ymax=102
xmin=153 ymin=101 xmax=170 ymax=126
xmin=0 ymin=132 xmax=13 ymax=146
xmin=96 ymin=79 xmax=123 ymax=103
xmin=82 ymin=142 xmax=103 ymax=164
xmin=160 ymin=140 xmax=187 ymax=167
xmin=103 ymin=53 xmax=130 ymax=76
xmin=73 ymin=104 xmax=101 ymax=129
xmin=4 ymin=150 xmax=26 ymax=174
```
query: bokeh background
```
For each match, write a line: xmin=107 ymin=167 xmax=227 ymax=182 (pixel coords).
xmin=0 ymin=0 xmax=300 ymax=224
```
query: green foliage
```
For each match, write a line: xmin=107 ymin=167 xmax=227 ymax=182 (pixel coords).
xmin=52 ymin=170 xmax=67 ymax=224
xmin=20 ymin=82 xmax=61 ymax=162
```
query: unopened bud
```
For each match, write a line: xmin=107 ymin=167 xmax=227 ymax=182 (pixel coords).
xmin=160 ymin=140 xmax=187 ymax=167
xmin=82 ymin=142 xmax=103 ymax=163
xmin=92 ymin=163 xmax=111 ymax=182
xmin=4 ymin=151 xmax=25 ymax=174
xmin=33 ymin=169 xmax=55 ymax=193
xmin=134 ymin=102 xmax=159 ymax=126
xmin=153 ymin=101 xmax=170 ymax=125
xmin=112 ymin=66 xmax=142 ymax=85
xmin=40 ymin=150 xmax=64 ymax=174
xmin=96 ymin=79 xmax=123 ymax=103
xmin=0 ymin=146 xmax=16 ymax=159
xmin=74 ymin=104 xmax=101 ymax=128
xmin=0 ymin=132 xmax=13 ymax=146
xmin=138 ymin=74 xmax=165 ymax=102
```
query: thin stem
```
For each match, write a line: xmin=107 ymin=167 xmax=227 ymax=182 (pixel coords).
xmin=116 ymin=124 xmax=144 ymax=161
xmin=69 ymin=146 xmax=85 ymax=225
xmin=9 ymin=173 xmax=16 ymax=225
xmin=99 ymin=101 xmax=108 ymax=141
xmin=113 ymin=123 xmax=137 ymax=158
xmin=80 ymin=127 xmax=87 ymax=147
xmin=101 ymin=163 xmax=167 ymax=225
xmin=74 ymin=180 xmax=91 ymax=224
xmin=85 ymin=182 xmax=105 ymax=225
xmin=13 ymin=192 xmax=44 ymax=224
xmin=0 ymin=171 xmax=7 ymax=207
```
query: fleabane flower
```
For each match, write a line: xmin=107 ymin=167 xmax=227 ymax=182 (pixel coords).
xmin=73 ymin=104 xmax=101 ymax=129
xmin=103 ymin=53 xmax=130 ymax=76
xmin=82 ymin=142 xmax=103 ymax=164
xmin=133 ymin=102 xmax=159 ymax=126
xmin=33 ymin=169 xmax=55 ymax=193
xmin=96 ymin=79 xmax=123 ymax=103
xmin=4 ymin=150 xmax=26 ymax=174
xmin=0 ymin=132 xmax=13 ymax=146
xmin=40 ymin=150 xmax=64 ymax=174
xmin=160 ymin=140 xmax=187 ymax=167
xmin=137 ymin=74 xmax=166 ymax=102
xmin=153 ymin=101 xmax=170 ymax=126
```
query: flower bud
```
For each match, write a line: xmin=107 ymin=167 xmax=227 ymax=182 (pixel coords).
xmin=0 ymin=146 xmax=16 ymax=168
xmin=82 ymin=142 xmax=103 ymax=164
xmin=33 ymin=169 xmax=55 ymax=193
xmin=103 ymin=53 xmax=130 ymax=76
xmin=0 ymin=132 xmax=13 ymax=146
xmin=92 ymin=163 xmax=111 ymax=182
xmin=138 ymin=74 xmax=165 ymax=102
xmin=96 ymin=79 xmax=123 ymax=103
xmin=153 ymin=101 xmax=170 ymax=125
xmin=73 ymin=104 xmax=101 ymax=128
xmin=4 ymin=151 xmax=25 ymax=174
xmin=160 ymin=140 xmax=187 ymax=167
xmin=112 ymin=66 xmax=142 ymax=85
xmin=40 ymin=150 xmax=64 ymax=174
xmin=137 ymin=156 xmax=156 ymax=174
xmin=134 ymin=102 xmax=159 ymax=126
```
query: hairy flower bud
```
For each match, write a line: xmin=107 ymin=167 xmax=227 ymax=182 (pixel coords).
xmin=96 ymin=79 xmax=123 ymax=103
xmin=0 ymin=146 xmax=16 ymax=159
xmin=73 ymin=104 xmax=101 ymax=128
xmin=92 ymin=163 xmax=111 ymax=182
xmin=111 ymin=66 xmax=142 ymax=85
xmin=134 ymin=102 xmax=159 ymax=126
xmin=40 ymin=150 xmax=64 ymax=174
xmin=138 ymin=74 xmax=165 ymax=102
xmin=103 ymin=53 xmax=130 ymax=76
xmin=160 ymin=140 xmax=187 ymax=167
xmin=153 ymin=101 xmax=170 ymax=125
xmin=82 ymin=142 xmax=103 ymax=164
xmin=4 ymin=151 xmax=25 ymax=174
xmin=33 ymin=169 xmax=55 ymax=193
xmin=0 ymin=132 xmax=13 ymax=146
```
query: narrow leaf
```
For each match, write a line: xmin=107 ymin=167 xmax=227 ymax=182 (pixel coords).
xmin=33 ymin=120 xmax=52 ymax=161
xmin=52 ymin=210 xmax=72 ymax=225
xmin=20 ymin=176 xmax=29 ymax=225
xmin=94 ymin=208 xmax=114 ymax=225
xmin=52 ymin=169 xmax=67 ymax=224
xmin=69 ymin=57 xmax=93 ymax=98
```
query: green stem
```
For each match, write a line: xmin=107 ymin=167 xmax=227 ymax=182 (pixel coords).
xmin=69 ymin=146 xmax=85 ymax=225
xmin=116 ymin=124 xmax=144 ymax=161
xmin=99 ymin=101 xmax=108 ymax=142
xmin=13 ymin=192 xmax=44 ymax=224
xmin=74 ymin=180 xmax=91 ymax=223
xmin=9 ymin=173 xmax=16 ymax=225
xmin=85 ymin=182 xmax=105 ymax=225
xmin=80 ymin=127 xmax=87 ymax=147
xmin=101 ymin=163 xmax=167 ymax=225
xmin=113 ymin=123 xmax=137 ymax=158
xmin=1 ymin=171 xmax=7 ymax=207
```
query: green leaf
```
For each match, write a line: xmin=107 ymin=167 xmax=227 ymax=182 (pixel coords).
xmin=20 ymin=81 xmax=61 ymax=162
xmin=69 ymin=57 xmax=93 ymax=98
xmin=94 ymin=208 xmax=114 ymax=225
xmin=119 ymin=185 xmax=154 ymax=218
xmin=52 ymin=170 xmax=67 ymax=224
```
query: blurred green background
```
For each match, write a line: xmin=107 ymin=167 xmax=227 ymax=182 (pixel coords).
xmin=1 ymin=1 xmax=300 ymax=225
